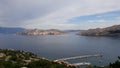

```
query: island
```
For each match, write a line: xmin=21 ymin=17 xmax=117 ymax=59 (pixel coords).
xmin=78 ymin=25 xmax=120 ymax=36
xmin=0 ymin=49 xmax=75 ymax=68
xmin=17 ymin=29 xmax=66 ymax=36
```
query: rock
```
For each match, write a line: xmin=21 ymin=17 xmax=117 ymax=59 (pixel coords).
xmin=17 ymin=29 xmax=66 ymax=36
xmin=78 ymin=25 xmax=120 ymax=36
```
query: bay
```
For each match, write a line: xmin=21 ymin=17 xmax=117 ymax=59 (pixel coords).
xmin=0 ymin=33 xmax=120 ymax=66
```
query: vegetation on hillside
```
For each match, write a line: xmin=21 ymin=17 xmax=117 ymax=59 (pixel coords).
xmin=0 ymin=49 xmax=120 ymax=68
xmin=0 ymin=49 xmax=75 ymax=68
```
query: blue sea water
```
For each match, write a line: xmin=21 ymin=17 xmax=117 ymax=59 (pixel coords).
xmin=0 ymin=33 xmax=120 ymax=66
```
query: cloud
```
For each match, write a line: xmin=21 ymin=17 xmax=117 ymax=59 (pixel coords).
xmin=77 ymin=17 xmax=120 ymax=29
xmin=0 ymin=0 xmax=120 ymax=29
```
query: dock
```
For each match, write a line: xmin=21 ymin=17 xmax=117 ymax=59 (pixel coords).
xmin=55 ymin=54 xmax=102 ymax=61
xmin=54 ymin=54 xmax=103 ymax=66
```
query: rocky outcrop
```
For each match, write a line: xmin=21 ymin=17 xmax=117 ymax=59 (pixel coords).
xmin=79 ymin=25 xmax=120 ymax=36
xmin=0 ymin=49 xmax=75 ymax=68
xmin=17 ymin=29 xmax=66 ymax=35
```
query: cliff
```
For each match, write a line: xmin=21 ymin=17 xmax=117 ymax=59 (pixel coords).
xmin=79 ymin=25 xmax=120 ymax=36
xmin=17 ymin=29 xmax=66 ymax=35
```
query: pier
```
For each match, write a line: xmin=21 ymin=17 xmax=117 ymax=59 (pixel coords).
xmin=55 ymin=54 xmax=102 ymax=61
xmin=54 ymin=54 xmax=103 ymax=66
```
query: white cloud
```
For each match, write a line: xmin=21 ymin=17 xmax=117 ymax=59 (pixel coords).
xmin=77 ymin=18 xmax=120 ymax=29
xmin=0 ymin=0 xmax=120 ymax=29
xmin=87 ymin=19 xmax=107 ymax=23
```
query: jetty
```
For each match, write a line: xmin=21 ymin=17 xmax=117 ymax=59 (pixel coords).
xmin=55 ymin=54 xmax=102 ymax=61
xmin=54 ymin=54 xmax=103 ymax=66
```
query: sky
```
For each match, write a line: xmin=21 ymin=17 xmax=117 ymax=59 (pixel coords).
xmin=0 ymin=0 xmax=120 ymax=30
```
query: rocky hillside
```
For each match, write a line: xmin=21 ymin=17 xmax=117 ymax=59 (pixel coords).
xmin=0 ymin=49 xmax=75 ymax=68
xmin=17 ymin=29 xmax=66 ymax=35
xmin=79 ymin=25 xmax=120 ymax=36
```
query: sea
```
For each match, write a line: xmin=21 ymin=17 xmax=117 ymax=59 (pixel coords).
xmin=0 ymin=32 xmax=120 ymax=66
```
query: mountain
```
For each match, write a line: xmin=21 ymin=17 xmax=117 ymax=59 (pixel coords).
xmin=17 ymin=29 xmax=66 ymax=35
xmin=0 ymin=27 xmax=25 ymax=34
xmin=78 ymin=25 xmax=120 ymax=36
